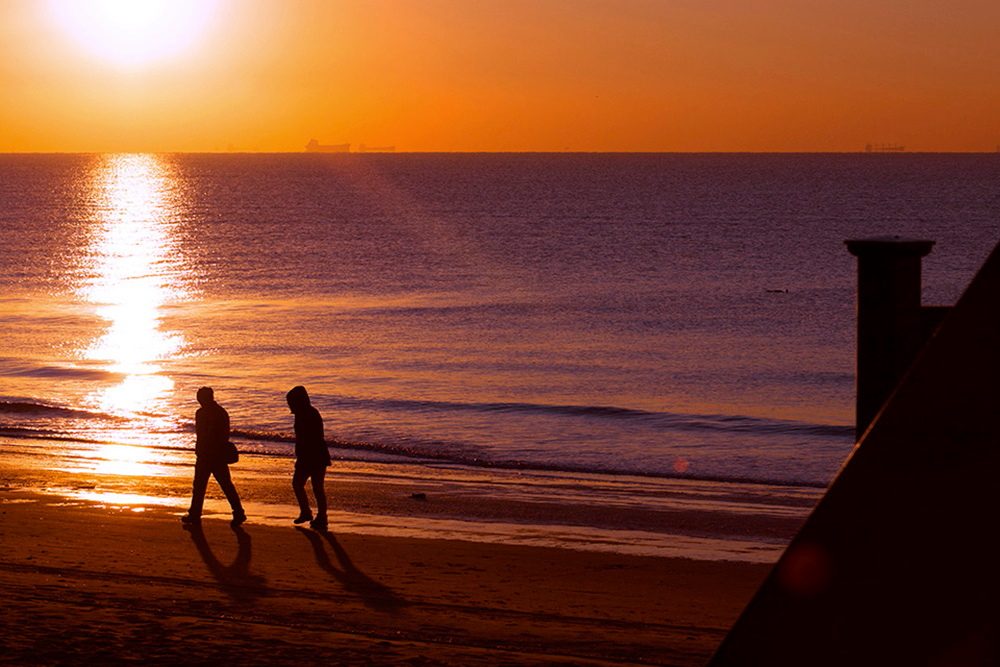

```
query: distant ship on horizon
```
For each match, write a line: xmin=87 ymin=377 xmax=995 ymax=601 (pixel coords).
xmin=865 ymin=143 xmax=906 ymax=153
xmin=305 ymin=138 xmax=350 ymax=153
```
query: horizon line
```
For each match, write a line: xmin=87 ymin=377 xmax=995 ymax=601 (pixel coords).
xmin=3 ymin=149 xmax=1000 ymax=156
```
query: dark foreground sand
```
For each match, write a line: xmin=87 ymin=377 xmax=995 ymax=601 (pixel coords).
xmin=0 ymin=445 xmax=777 ymax=667
xmin=0 ymin=491 xmax=772 ymax=667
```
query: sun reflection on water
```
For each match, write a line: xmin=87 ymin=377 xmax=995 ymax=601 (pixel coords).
xmin=69 ymin=153 xmax=193 ymax=486
xmin=82 ymin=154 xmax=187 ymax=419
xmin=92 ymin=443 xmax=168 ymax=476
xmin=53 ymin=442 xmax=181 ymax=479
xmin=67 ymin=490 xmax=184 ymax=510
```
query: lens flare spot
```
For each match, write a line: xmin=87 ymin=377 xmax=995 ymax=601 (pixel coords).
xmin=778 ymin=540 xmax=835 ymax=598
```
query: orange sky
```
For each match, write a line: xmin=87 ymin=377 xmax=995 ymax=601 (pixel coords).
xmin=2 ymin=0 xmax=998 ymax=152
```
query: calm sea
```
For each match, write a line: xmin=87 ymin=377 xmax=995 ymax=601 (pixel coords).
xmin=2 ymin=153 xmax=998 ymax=487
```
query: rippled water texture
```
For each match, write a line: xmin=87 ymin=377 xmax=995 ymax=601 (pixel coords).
xmin=2 ymin=153 xmax=998 ymax=485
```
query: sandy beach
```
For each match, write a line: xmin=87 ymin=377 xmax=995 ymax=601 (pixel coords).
xmin=0 ymin=440 xmax=786 ymax=666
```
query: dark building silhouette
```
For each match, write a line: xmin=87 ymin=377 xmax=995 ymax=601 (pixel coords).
xmin=845 ymin=237 xmax=950 ymax=438
xmin=709 ymin=239 xmax=1000 ymax=665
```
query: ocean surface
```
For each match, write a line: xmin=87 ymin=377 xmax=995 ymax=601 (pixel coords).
xmin=2 ymin=153 xmax=998 ymax=490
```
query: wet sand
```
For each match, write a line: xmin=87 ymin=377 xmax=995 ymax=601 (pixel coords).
xmin=0 ymin=443 xmax=783 ymax=666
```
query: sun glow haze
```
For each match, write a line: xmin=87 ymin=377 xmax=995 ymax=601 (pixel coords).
xmin=48 ymin=0 xmax=219 ymax=68
xmin=1 ymin=1 xmax=998 ymax=151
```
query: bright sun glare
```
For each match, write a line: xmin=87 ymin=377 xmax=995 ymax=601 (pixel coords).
xmin=48 ymin=0 xmax=219 ymax=67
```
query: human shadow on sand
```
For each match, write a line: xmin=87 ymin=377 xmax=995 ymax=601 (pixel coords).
xmin=184 ymin=523 xmax=269 ymax=604
xmin=296 ymin=527 xmax=407 ymax=614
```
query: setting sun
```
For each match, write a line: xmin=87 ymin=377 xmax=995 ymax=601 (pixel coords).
xmin=0 ymin=0 xmax=993 ymax=151
xmin=47 ymin=0 xmax=219 ymax=68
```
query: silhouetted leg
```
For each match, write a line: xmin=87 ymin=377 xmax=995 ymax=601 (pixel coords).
xmin=187 ymin=460 xmax=211 ymax=518
xmin=312 ymin=468 xmax=327 ymax=520
xmin=212 ymin=464 xmax=245 ymax=521
xmin=307 ymin=468 xmax=328 ymax=530
xmin=292 ymin=467 xmax=312 ymax=522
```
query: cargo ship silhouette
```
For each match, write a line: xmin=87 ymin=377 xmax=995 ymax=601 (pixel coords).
xmin=865 ymin=143 xmax=906 ymax=152
xmin=305 ymin=138 xmax=350 ymax=153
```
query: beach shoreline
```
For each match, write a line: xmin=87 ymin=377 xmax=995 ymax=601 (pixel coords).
xmin=1 ymin=434 xmax=814 ymax=561
xmin=0 ymin=488 xmax=770 ymax=666
xmin=0 ymin=436 xmax=790 ymax=665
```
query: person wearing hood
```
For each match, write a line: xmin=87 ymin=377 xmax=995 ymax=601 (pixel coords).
xmin=286 ymin=385 xmax=331 ymax=530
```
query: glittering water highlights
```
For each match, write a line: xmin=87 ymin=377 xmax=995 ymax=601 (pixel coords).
xmin=79 ymin=154 xmax=189 ymax=423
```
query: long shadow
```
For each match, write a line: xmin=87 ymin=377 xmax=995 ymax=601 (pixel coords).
xmin=184 ymin=523 xmax=269 ymax=604
xmin=296 ymin=527 xmax=407 ymax=614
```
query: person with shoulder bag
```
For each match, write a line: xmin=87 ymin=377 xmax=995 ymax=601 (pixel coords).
xmin=182 ymin=387 xmax=247 ymax=527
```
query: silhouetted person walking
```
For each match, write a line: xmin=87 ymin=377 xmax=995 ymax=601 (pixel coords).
xmin=287 ymin=385 xmax=330 ymax=530
xmin=182 ymin=387 xmax=246 ymax=527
